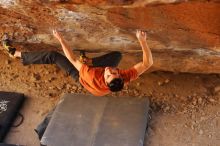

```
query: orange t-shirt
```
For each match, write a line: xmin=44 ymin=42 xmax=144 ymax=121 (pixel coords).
xmin=79 ymin=64 xmax=138 ymax=96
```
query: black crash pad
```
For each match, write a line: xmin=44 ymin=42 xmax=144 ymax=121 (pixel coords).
xmin=0 ymin=92 xmax=25 ymax=141
xmin=41 ymin=94 xmax=149 ymax=146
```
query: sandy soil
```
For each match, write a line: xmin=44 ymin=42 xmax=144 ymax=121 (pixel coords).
xmin=0 ymin=44 xmax=219 ymax=146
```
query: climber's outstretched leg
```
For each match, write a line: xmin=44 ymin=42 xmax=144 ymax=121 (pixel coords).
xmin=1 ymin=34 xmax=79 ymax=81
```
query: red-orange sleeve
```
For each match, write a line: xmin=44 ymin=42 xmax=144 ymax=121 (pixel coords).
xmin=119 ymin=67 xmax=138 ymax=83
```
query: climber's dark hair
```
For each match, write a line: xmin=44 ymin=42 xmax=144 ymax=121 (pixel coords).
xmin=107 ymin=78 xmax=124 ymax=92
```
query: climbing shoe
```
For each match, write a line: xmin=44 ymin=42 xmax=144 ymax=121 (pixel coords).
xmin=1 ymin=33 xmax=16 ymax=57
xmin=79 ymin=50 xmax=93 ymax=66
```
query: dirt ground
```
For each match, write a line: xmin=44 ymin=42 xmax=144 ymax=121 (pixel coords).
xmin=0 ymin=46 xmax=220 ymax=146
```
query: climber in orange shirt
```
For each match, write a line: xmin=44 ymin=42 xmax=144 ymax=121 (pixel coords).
xmin=53 ymin=29 xmax=153 ymax=96
xmin=2 ymin=29 xmax=153 ymax=96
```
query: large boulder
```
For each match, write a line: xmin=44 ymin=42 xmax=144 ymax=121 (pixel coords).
xmin=0 ymin=0 xmax=219 ymax=73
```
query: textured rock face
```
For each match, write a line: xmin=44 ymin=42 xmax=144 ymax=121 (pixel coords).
xmin=0 ymin=0 xmax=219 ymax=73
